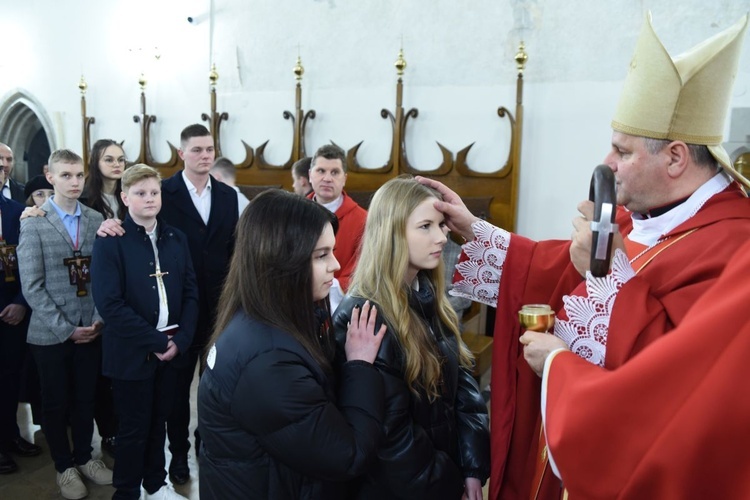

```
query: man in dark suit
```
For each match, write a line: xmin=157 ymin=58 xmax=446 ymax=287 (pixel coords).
xmin=0 ymin=168 xmax=41 ymax=475
xmin=162 ymin=124 xmax=237 ymax=484
xmin=0 ymin=143 xmax=26 ymax=203
xmin=98 ymin=124 xmax=238 ymax=485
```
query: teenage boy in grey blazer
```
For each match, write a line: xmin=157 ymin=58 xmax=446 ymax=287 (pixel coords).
xmin=18 ymin=149 xmax=113 ymax=500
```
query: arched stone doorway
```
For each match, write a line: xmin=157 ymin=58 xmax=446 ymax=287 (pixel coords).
xmin=0 ymin=90 xmax=55 ymax=183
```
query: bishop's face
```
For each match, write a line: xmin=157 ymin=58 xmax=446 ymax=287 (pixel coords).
xmin=602 ymin=131 xmax=670 ymax=213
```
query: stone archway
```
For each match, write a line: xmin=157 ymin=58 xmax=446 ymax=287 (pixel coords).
xmin=0 ymin=90 xmax=55 ymax=182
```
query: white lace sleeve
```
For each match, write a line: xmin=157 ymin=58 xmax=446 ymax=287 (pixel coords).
xmin=553 ymin=249 xmax=635 ymax=366
xmin=450 ymin=220 xmax=510 ymax=308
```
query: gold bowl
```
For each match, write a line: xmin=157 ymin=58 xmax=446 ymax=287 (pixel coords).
xmin=518 ymin=304 xmax=555 ymax=333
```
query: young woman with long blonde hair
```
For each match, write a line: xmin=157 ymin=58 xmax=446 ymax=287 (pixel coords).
xmin=333 ymin=175 xmax=490 ymax=500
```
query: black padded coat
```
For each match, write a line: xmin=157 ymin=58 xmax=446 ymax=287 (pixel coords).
xmin=198 ymin=311 xmax=385 ymax=499
xmin=332 ymin=277 xmax=490 ymax=499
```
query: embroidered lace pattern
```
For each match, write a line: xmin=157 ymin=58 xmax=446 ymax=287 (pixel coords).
xmin=450 ymin=220 xmax=509 ymax=308
xmin=554 ymin=249 xmax=635 ymax=366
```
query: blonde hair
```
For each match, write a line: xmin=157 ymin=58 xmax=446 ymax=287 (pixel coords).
xmin=350 ymin=175 xmax=473 ymax=400
xmin=121 ymin=164 xmax=161 ymax=191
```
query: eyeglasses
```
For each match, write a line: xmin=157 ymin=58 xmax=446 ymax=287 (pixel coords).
xmin=102 ymin=157 xmax=126 ymax=165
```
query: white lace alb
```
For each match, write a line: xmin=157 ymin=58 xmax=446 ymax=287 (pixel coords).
xmin=450 ymin=220 xmax=509 ymax=307
xmin=554 ymin=249 xmax=635 ymax=366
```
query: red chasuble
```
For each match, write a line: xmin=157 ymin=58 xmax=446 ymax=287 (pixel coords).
xmin=543 ymin=237 xmax=750 ymax=499
xmin=487 ymin=184 xmax=750 ymax=500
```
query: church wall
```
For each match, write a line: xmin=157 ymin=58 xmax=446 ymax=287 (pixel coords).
xmin=0 ymin=0 xmax=748 ymax=239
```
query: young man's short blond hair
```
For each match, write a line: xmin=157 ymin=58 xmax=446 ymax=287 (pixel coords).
xmin=47 ymin=149 xmax=82 ymax=172
xmin=121 ymin=164 xmax=161 ymax=192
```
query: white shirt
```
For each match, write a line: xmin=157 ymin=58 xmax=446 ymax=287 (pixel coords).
xmin=182 ymin=171 xmax=212 ymax=225
xmin=318 ymin=195 xmax=344 ymax=214
xmin=1 ymin=180 xmax=10 ymax=200
xmin=231 ymin=185 xmax=250 ymax=216
xmin=146 ymin=221 xmax=170 ymax=329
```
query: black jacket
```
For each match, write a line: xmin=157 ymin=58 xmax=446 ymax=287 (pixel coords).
xmin=333 ymin=277 xmax=490 ymax=499
xmin=91 ymin=215 xmax=199 ymax=380
xmin=0 ymin=195 xmax=26 ymax=310
xmin=159 ymin=172 xmax=238 ymax=347
xmin=198 ymin=311 xmax=385 ymax=500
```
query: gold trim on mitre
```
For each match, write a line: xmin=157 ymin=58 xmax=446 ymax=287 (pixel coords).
xmin=612 ymin=13 xmax=750 ymax=189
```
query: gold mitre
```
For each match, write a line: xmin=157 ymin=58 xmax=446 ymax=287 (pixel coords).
xmin=612 ymin=13 xmax=750 ymax=188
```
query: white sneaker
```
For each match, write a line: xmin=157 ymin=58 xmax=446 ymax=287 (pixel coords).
xmin=143 ymin=484 xmax=188 ymax=499
xmin=77 ymin=458 xmax=113 ymax=485
xmin=56 ymin=467 xmax=88 ymax=500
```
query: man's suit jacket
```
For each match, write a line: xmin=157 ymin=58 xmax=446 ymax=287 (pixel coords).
xmin=0 ymin=195 xmax=27 ymax=310
xmin=6 ymin=178 xmax=26 ymax=204
xmin=159 ymin=172 xmax=238 ymax=347
xmin=18 ymin=199 xmax=104 ymax=345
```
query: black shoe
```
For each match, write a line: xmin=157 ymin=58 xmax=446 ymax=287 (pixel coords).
xmin=169 ymin=454 xmax=190 ymax=485
xmin=101 ymin=437 xmax=116 ymax=458
xmin=0 ymin=451 xmax=18 ymax=474
xmin=5 ymin=437 xmax=42 ymax=457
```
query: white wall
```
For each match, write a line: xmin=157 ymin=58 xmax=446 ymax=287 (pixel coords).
xmin=0 ymin=0 xmax=748 ymax=239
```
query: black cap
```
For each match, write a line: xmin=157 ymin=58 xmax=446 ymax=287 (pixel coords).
xmin=24 ymin=175 xmax=54 ymax=200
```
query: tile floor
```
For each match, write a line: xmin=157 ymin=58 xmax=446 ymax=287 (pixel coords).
xmin=0 ymin=373 xmax=201 ymax=500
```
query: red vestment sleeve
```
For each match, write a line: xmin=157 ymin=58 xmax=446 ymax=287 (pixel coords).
xmin=544 ymin=239 xmax=750 ymax=499
xmin=488 ymin=234 xmax=583 ymax=500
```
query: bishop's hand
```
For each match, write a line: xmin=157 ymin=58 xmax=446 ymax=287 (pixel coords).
xmin=415 ymin=176 xmax=481 ymax=241
xmin=520 ymin=330 xmax=568 ymax=377
xmin=570 ymin=200 xmax=624 ymax=277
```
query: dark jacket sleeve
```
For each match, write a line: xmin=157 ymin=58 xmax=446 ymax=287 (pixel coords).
xmin=172 ymin=234 xmax=199 ymax=355
xmin=231 ymin=348 xmax=384 ymax=481
xmin=333 ymin=296 xmax=464 ymax=499
xmin=455 ymin=364 xmax=490 ymax=482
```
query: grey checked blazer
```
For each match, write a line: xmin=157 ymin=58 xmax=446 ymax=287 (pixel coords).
xmin=18 ymin=199 xmax=104 ymax=345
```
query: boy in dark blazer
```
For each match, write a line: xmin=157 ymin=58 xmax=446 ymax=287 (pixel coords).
xmin=96 ymin=124 xmax=238 ymax=484
xmin=92 ymin=165 xmax=198 ymax=500
xmin=18 ymin=149 xmax=112 ymax=499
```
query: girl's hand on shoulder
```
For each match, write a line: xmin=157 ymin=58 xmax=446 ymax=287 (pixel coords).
xmin=20 ymin=206 xmax=46 ymax=220
xmin=462 ymin=477 xmax=483 ymax=500
xmin=345 ymin=300 xmax=386 ymax=364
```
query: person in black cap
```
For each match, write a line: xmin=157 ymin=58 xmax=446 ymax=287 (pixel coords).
xmin=24 ymin=175 xmax=54 ymax=208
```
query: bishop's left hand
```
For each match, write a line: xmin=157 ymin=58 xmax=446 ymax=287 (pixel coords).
xmin=520 ymin=331 xmax=569 ymax=377
xmin=570 ymin=200 xmax=624 ymax=277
